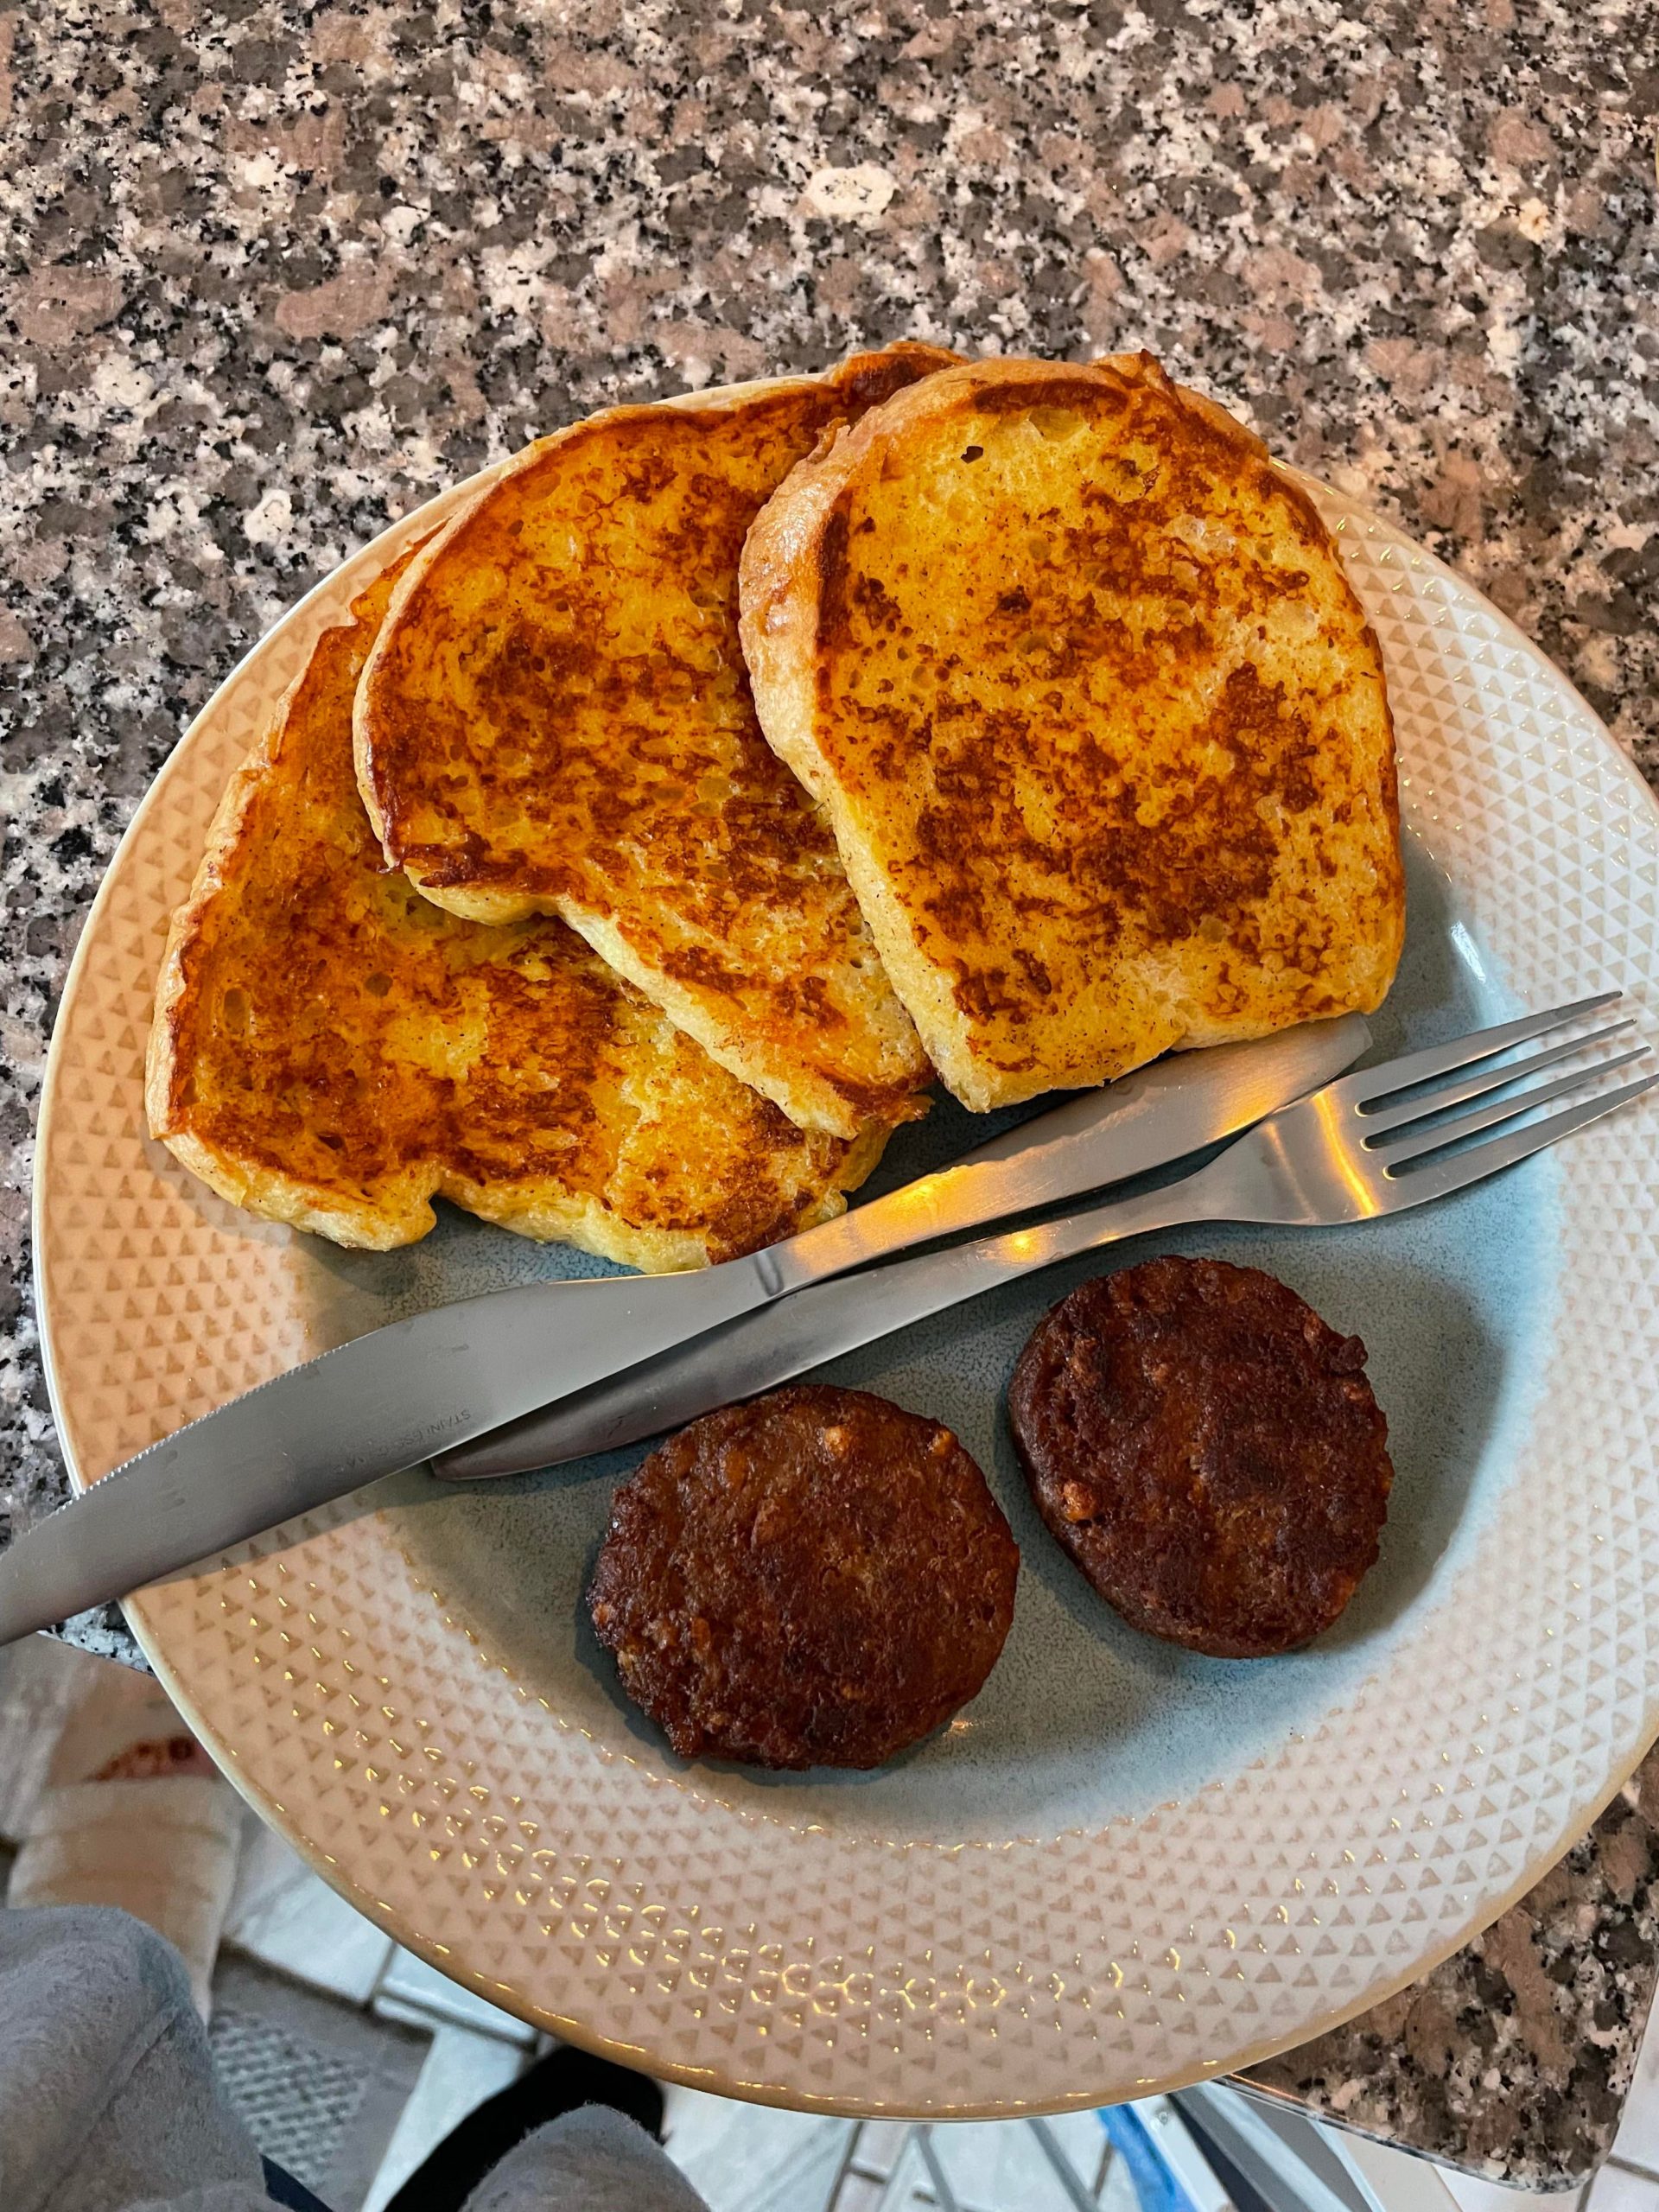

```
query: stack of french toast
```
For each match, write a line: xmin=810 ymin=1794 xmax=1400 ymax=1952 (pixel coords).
xmin=147 ymin=345 xmax=1403 ymax=1272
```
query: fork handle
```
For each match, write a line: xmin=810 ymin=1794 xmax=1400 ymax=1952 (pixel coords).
xmin=438 ymin=1164 xmax=1231 ymax=1477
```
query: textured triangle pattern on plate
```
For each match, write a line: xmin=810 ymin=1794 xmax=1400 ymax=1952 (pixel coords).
xmin=33 ymin=465 xmax=1659 ymax=2114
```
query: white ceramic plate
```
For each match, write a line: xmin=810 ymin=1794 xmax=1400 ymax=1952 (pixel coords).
xmin=34 ymin=453 xmax=1659 ymax=2118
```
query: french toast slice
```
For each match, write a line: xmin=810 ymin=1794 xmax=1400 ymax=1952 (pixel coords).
xmin=147 ymin=555 xmax=887 ymax=1268
xmin=354 ymin=345 xmax=958 ymax=1141
xmin=740 ymin=353 xmax=1404 ymax=1112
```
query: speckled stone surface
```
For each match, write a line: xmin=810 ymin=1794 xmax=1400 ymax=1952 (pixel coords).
xmin=1 ymin=0 xmax=1655 ymax=2179
xmin=1246 ymin=1765 xmax=1659 ymax=2187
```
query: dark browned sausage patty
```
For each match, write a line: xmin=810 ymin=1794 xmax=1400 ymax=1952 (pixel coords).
xmin=1009 ymin=1258 xmax=1392 ymax=1658
xmin=588 ymin=1383 xmax=1019 ymax=1769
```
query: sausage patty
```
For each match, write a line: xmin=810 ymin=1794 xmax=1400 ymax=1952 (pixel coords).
xmin=1008 ymin=1258 xmax=1392 ymax=1658
xmin=588 ymin=1383 xmax=1019 ymax=1769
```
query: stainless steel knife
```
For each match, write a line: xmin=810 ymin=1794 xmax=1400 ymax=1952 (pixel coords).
xmin=433 ymin=1013 xmax=1368 ymax=1476
xmin=1 ymin=1014 xmax=1366 ymax=1643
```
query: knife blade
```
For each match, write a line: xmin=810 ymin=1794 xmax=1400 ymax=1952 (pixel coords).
xmin=3 ymin=1013 xmax=1367 ymax=1642
xmin=432 ymin=1013 xmax=1370 ymax=1480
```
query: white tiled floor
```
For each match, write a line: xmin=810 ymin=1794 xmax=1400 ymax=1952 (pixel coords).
xmin=923 ymin=2114 xmax=1110 ymax=2209
xmin=1585 ymin=2167 xmax=1659 ymax=2212
xmin=225 ymin=1817 xmax=397 ymax=2005
xmin=832 ymin=2176 xmax=887 ymax=2212
xmin=660 ymin=2097 xmax=1116 ymax=2210
xmin=875 ymin=2136 xmax=933 ymax=2209
xmin=359 ymin=2022 xmax=525 ymax=2212
xmin=373 ymin=1942 xmax=539 ymax=2046
xmin=663 ymin=2088 xmax=856 ymax=2211
xmin=851 ymin=2120 xmax=916 ymax=2178
xmin=1618 ymin=2008 xmax=1659 ymax=2176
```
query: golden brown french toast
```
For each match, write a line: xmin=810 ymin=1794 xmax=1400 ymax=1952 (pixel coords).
xmin=353 ymin=346 xmax=958 ymax=1141
xmin=147 ymin=555 xmax=887 ymax=1268
xmin=740 ymin=353 xmax=1404 ymax=1112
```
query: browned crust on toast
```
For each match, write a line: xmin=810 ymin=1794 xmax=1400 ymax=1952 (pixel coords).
xmin=353 ymin=345 xmax=960 ymax=1139
xmin=148 ymin=553 xmax=888 ymax=1266
xmin=740 ymin=353 xmax=1404 ymax=1114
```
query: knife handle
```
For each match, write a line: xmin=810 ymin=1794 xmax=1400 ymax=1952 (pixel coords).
xmin=0 ymin=1262 xmax=771 ymax=1647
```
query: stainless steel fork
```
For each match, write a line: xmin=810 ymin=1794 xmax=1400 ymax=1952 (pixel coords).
xmin=435 ymin=991 xmax=1654 ymax=1477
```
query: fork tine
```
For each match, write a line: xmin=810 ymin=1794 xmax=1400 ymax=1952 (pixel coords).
xmin=1359 ymin=1019 xmax=1638 ymax=1137
xmin=1344 ymin=989 xmax=1621 ymax=1107
xmin=1376 ymin=1046 xmax=1650 ymax=1166
xmin=1377 ymin=1068 xmax=1658 ymax=1207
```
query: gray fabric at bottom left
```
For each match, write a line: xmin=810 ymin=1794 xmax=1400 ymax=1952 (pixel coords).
xmin=0 ymin=1902 xmax=714 ymax=2212
xmin=0 ymin=1905 xmax=270 ymax=2212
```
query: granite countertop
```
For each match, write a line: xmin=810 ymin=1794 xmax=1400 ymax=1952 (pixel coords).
xmin=1 ymin=0 xmax=1655 ymax=2183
